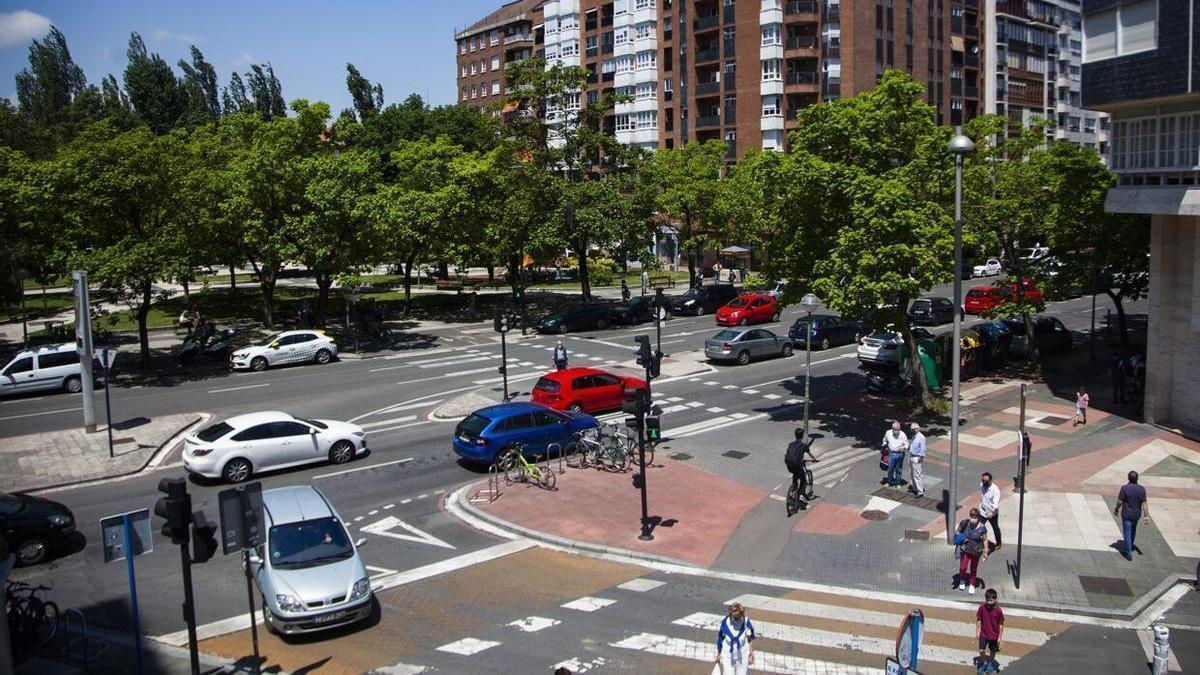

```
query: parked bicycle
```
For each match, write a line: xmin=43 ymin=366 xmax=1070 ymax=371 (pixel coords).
xmin=6 ymin=580 xmax=59 ymax=661
xmin=496 ymin=443 xmax=556 ymax=490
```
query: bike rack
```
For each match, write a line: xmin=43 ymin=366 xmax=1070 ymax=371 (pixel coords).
xmin=546 ymin=442 xmax=565 ymax=474
xmin=62 ymin=607 xmax=91 ymax=669
xmin=486 ymin=461 xmax=503 ymax=503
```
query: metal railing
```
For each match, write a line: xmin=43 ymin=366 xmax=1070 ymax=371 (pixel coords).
xmin=786 ymin=36 xmax=819 ymax=50
xmin=695 ymin=48 xmax=720 ymax=62
xmin=696 ymin=115 xmax=721 ymax=128
xmin=695 ymin=80 xmax=721 ymax=95
xmin=787 ymin=0 xmax=818 ymax=15
xmin=787 ymin=71 xmax=819 ymax=84
xmin=695 ymin=14 xmax=720 ymax=31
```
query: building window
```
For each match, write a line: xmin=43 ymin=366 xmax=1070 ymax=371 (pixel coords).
xmin=616 ymin=114 xmax=634 ymax=131
xmin=615 ymin=29 xmax=629 ymax=45
xmin=490 ymin=30 xmax=499 ymax=45
xmin=636 ymin=22 xmax=656 ymax=39
xmin=762 ymin=58 xmax=782 ymax=81
xmin=471 ymin=85 xmax=478 ymax=98
xmin=637 ymin=110 xmax=658 ymax=129
xmin=492 ymin=80 xmax=500 ymax=95
xmin=664 ymin=78 xmax=673 ymax=91
xmin=762 ymin=95 xmax=781 ymax=116
xmin=724 ymin=59 xmax=736 ymax=75
xmin=636 ymin=50 xmax=657 ymax=69
xmin=636 ymin=82 xmax=657 ymax=99
xmin=562 ymin=41 xmax=579 ymax=56
xmin=1083 ymin=0 xmax=1156 ymax=62
xmin=491 ymin=56 xmax=500 ymax=71
xmin=461 ymin=87 xmax=468 ymax=100
xmin=458 ymin=40 xmax=466 ymax=54
xmin=470 ymin=61 xmax=477 ymax=75
xmin=469 ymin=36 xmax=476 ymax=51
xmin=461 ymin=64 xmax=468 ymax=77
xmin=603 ymin=59 xmax=617 ymax=73
xmin=636 ymin=0 xmax=655 ymax=9
xmin=762 ymin=24 xmax=781 ymax=46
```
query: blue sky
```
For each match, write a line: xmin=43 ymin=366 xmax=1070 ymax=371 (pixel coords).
xmin=0 ymin=1 xmax=503 ymax=113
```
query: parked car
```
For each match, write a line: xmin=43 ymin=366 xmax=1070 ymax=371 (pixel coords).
xmin=452 ymin=402 xmax=598 ymax=465
xmin=230 ymin=330 xmax=338 ymax=372
xmin=973 ymin=258 xmax=1004 ymax=277
xmin=1001 ymin=315 xmax=1073 ymax=355
xmin=535 ymin=304 xmax=612 ymax=333
xmin=0 ymin=343 xmax=86 ymax=397
xmin=251 ymin=486 xmax=373 ymax=636
xmin=0 ymin=491 xmax=76 ymax=566
xmin=182 ymin=411 xmax=367 ymax=483
xmin=964 ymin=280 xmax=1046 ymax=314
xmin=787 ymin=314 xmax=862 ymax=350
xmin=857 ymin=329 xmax=906 ymax=367
xmin=531 ymin=367 xmax=646 ymax=414
xmin=715 ymin=294 xmax=780 ymax=326
xmin=704 ymin=327 xmax=793 ymax=365
xmin=669 ymin=284 xmax=740 ymax=316
xmin=1019 ymin=245 xmax=1051 ymax=263
xmin=907 ymin=296 xmax=959 ymax=325
xmin=768 ymin=280 xmax=788 ymax=299
xmin=610 ymin=296 xmax=662 ymax=325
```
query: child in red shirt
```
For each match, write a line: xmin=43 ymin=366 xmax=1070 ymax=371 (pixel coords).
xmin=975 ymin=588 xmax=1005 ymax=673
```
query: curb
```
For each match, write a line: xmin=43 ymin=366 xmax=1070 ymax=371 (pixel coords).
xmin=447 ymin=481 xmax=1197 ymax=625
xmin=23 ymin=413 xmax=206 ymax=495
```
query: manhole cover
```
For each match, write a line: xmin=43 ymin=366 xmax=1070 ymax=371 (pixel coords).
xmin=669 ymin=452 xmax=693 ymax=461
xmin=1079 ymin=575 xmax=1133 ymax=597
xmin=861 ymin=510 xmax=890 ymax=521
xmin=722 ymin=450 xmax=749 ymax=459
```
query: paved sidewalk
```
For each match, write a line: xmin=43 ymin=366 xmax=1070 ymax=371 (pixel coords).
xmin=456 ymin=374 xmax=1200 ymax=620
xmin=1 ymin=413 xmax=202 ymax=493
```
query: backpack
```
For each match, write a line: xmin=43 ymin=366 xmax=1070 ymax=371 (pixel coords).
xmin=784 ymin=441 xmax=807 ymax=474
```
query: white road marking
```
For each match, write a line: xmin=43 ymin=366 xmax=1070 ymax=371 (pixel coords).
xmin=742 ymin=388 xmax=760 ymax=394
xmin=417 ymin=493 xmax=428 ymax=499
xmin=763 ymin=393 xmax=781 ymax=400
xmin=705 ymin=406 xmax=725 ymax=413
xmin=562 ymin=597 xmax=617 ymax=612
xmin=569 ymin=336 xmax=632 ymax=350
xmin=360 ymin=415 xmax=417 ymax=429
xmin=729 ymin=412 xmax=749 ymax=419
xmin=436 ymin=638 xmax=501 ymax=655
xmin=0 ymin=407 xmax=81 ymax=421
xmin=703 ymin=380 xmax=719 ymax=386
xmin=380 ymin=345 xmax=471 ymax=360
xmin=418 ymin=355 xmax=496 ymax=368
xmin=768 ymin=494 xmax=787 ymax=502
xmin=617 ymin=578 xmax=666 ymax=592
xmin=361 ymin=515 xmax=456 ymax=549
xmin=0 ymin=396 xmax=44 ymax=404
xmin=371 ymin=662 xmax=427 ymax=674
xmin=659 ymin=404 xmax=690 ymax=414
xmin=665 ymin=415 xmax=732 ymax=436
xmin=369 ymin=509 xmax=379 ymax=516
xmin=508 ymin=616 xmax=561 ymax=632
xmin=553 ymin=656 xmax=607 ymax=673
xmin=610 ymin=632 xmax=875 ymax=674
xmin=401 ymin=498 xmax=413 ymax=504
xmin=685 ymin=401 xmax=704 ymax=408
xmin=722 ymin=385 xmax=738 ymax=390
xmin=312 ymin=457 xmax=413 ymax=479
xmin=383 ymin=504 xmax=395 ymax=509
xmin=206 ymin=382 xmax=272 ymax=394
xmin=666 ymin=396 xmax=684 ymax=402
xmin=353 ymin=516 xmax=364 ymax=522
xmin=746 ymin=354 xmax=855 ymax=388
xmin=672 ymin=413 xmax=768 ymax=439
xmin=367 ymin=420 xmax=431 ymax=434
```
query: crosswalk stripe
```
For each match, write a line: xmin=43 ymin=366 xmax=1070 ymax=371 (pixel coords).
xmin=561 ymin=596 xmax=616 ymax=612
xmin=810 ymin=446 xmax=874 ymax=484
xmin=507 ymin=616 xmax=560 ymax=632
xmin=360 ymin=415 xmax=417 ymax=429
xmin=617 ymin=578 xmax=666 ymax=592
xmin=685 ymin=401 xmax=704 ymax=408
xmin=659 ymin=404 xmax=691 ymax=414
xmin=418 ymin=355 xmax=496 ymax=368
xmin=666 ymin=415 xmax=733 ymax=436
xmin=436 ymin=638 xmax=500 ymax=655
xmin=611 ymin=632 xmax=875 ymax=674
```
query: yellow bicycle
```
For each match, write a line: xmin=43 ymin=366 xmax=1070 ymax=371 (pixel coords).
xmin=496 ymin=443 xmax=556 ymax=490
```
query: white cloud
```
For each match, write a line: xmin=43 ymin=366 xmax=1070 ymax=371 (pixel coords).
xmin=150 ymin=28 xmax=201 ymax=45
xmin=0 ymin=9 xmax=52 ymax=49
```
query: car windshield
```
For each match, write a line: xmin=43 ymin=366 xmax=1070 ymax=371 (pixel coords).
xmin=726 ymin=297 xmax=748 ymax=307
xmin=912 ymin=300 xmax=930 ymax=308
xmin=534 ymin=377 xmax=561 ymax=393
xmin=457 ymin=413 xmax=491 ymax=437
xmin=303 ymin=419 xmax=328 ymax=430
xmin=678 ymin=289 xmax=698 ymax=300
xmin=867 ymin=331 xmax=900 ymax=341
xmin=268 ymin=517 xmax=353 ymax=569
xmin=713 ymin=330 xmax=741 ymax=341
xmin=196 ymin=421 xmax=234 ymax=443
xmin=967 ymin=289 xmax=989 ymax=298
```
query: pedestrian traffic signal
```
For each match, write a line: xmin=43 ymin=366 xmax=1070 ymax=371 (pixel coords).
xmin=154 ymin=477 xmax=191 ymax=545
xmin=493 ymin=308 xmax=503 ymax=333
xmin=650 ymin=349 xmax=662 ymax=379
xmin=646 ymin=415 xmax=661 ymax=442
xmin=190 ymin=510 xmax=219 ymax=564
xmin=634 ymin=335 xmax=652 ymax=366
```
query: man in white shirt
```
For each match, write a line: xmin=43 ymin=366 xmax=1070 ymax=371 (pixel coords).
xmin=883 ymin=421 xmax=909 ymax=487
xmin=907 ymin=423 xmax=927 ymax=497
xmin=979 ymin=471 xmax=1002 ymax=551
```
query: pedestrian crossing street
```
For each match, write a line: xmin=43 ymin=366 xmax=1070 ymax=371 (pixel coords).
xmin=376 ymin=574 xmax=1062 ymax=674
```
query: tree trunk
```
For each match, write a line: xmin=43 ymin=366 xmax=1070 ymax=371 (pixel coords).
xmin=438 ymin=261 xmax=449 ymax=281
xmin=229 ymin=263 xmax=237 ymax=293
xmin=577 ymin=244 xmax=591 ymax=302
xmin=137 ymin=279 xmax=152 ymax=372
xmin=508 ymin=253 xmax=522 ymax=297
xmin=314 ymin=271 xmax=333 ymax=326
xmin=897 ymin=293 xmax=931 ymax=407
xmin=181 ymin=279 xmax=190 ymax=303
xmin=402 ymin=255 xmax=416 ymax=314
xmin=486 ymin=265 xmax=495 ymax=282
xmin=1106 ymin=289 xmax=1131 ymax=353
xmin=251 ymin=261 xmax=279 ymax=328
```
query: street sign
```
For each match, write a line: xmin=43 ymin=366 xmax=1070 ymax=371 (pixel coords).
xmin=895 ymin=609 xmax=925 ymax=670
xmin=97 ymin=347 xmax=117 ymax=369
xmin=218 ymin=482 xmax=265 ymax=555
xmin=101 ymin=509 xmax=152 ymax=563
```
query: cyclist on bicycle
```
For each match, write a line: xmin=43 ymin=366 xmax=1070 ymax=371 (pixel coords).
xmin=784 ymin=428 xmax=819 ymax=508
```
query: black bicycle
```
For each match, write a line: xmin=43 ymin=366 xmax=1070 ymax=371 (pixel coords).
xmin=5 ymin=580 xmax=59 ymax=661
xmin=786 ymin=459 xmax=819 ymax=516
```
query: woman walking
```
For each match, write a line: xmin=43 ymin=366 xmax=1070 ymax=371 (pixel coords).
xmin=1073 ymin=385 xmax=1089 ymax=426
xmin=955 ymin=507 xmax=991 ymax=595
xmin=713 ymin=602 xmax=755 ymax=675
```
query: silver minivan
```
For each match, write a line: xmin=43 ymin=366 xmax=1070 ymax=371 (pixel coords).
xmin=250 ymin=486 xmax=373 ymax=635
xmin=0 ymin=344 xmax=85 ymax=397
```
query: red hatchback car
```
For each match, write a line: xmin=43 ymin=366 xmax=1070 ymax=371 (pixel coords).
xmin=715 ymin=294 xmax=779 ymax=326
xmin=964 ymin=279 xmax=1045 ymax=314
xmin=530 ymin=367 xmax=646 ymax=414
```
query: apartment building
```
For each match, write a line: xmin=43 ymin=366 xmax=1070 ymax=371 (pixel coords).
xmin=454 ymin=0 xmax=985 ymax=158
xmin=986 ymin=0 xmax=1108 ymax=155
xmin=1081 ymin=0 xmax=1199 ymax=433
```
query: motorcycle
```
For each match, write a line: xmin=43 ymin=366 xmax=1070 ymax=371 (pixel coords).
xmin=179 ymin=326 xmax=235 ymax=364
xmin=861 ymin=363 xmax=912 ymax=395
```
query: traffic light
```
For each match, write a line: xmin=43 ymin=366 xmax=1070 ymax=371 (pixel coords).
xmin=154 ymin=477 xmax=191 ymax=544
xmin=493 ymin=307 xmax=503 ymax=333
xmin=505 ymin=312 xmax=516 ymax=332
xmin=190 ymin=510 xmax=219 ymax=564
xmin=646 ymin=415 xmax=661 ymax=442
xmin=634 ymin=335 xmax=652 ymax=366
xmin=621 ymin=388 xmax=647 ymax=417
xmin=650 ymin=349 xmax=662 ymax=378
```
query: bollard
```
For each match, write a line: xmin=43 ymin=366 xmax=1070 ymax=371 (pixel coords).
xmin=1151 ymin=624 xmax=1169 ymax=675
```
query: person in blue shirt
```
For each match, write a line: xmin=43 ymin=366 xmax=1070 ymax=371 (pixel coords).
xmin=907 ymin=422 xmax=927 ymax=497
xmin=714 ymin=602 xmax=755 ymax=674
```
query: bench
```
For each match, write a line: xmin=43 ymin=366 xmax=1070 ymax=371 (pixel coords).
xmin=435 ymin=279 xmax=465 ymax=292
xmin=647 ymin=274 xmax=675 ymax=289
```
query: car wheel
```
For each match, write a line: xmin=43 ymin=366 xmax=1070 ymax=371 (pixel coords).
xmin=597 ymin=317 xmax=607 ymax=330
xmin=329 ymin=440 xmax=355 ymax=464
xmin=16 ymin=536 xmax=50 ymax=566
xmin=250 ymin=356 xmax=268 ymax=372
xmin=223 ymin=458 xmax=252 ymax=483
xmin=315 ymin=349 xmax=332 ymax=364
xmin=736 ymin=350 xmax=751 ymax=366
xmin=781 ymin=344 xmax=794 ymax=357
xmin=63 ymin=376 xmax=82 ymax=394
xmin=262 ymin=595 xmax=278 ymax=635
xmin=567 ymin=402 xmax=584 ymax=413
xmin=820 ymin=337 xmax=831 ymax=350
xmin=773 ymin=312 xmax=781 ymax=322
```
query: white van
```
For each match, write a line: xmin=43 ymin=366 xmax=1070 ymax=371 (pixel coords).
xmin=0 ymin=344 xmax=85 ymax=397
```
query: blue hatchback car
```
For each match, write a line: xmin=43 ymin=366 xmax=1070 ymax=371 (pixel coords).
xmin=452 ymin=402 xmax=599 ymax=465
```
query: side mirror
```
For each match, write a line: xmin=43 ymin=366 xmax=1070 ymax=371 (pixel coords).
xmin=269 ymin=343 xmax=279 ymax=349
xmin=355 ymin=538 xmax=367 ymax=548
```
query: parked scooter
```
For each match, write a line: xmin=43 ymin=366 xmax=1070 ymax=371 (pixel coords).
xmin=179 ymin=325 xmax=235 ymax=364
xmin=861 ymin=363 xmax=912 ymax=395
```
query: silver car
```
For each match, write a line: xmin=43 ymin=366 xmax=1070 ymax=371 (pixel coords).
xmin=704 ymin=327 xmax=793 ymax=365
xmin=856 ymin=330 xmax=905 ymax=367
xmin=250 ymin=486 xmax=373 ymax=635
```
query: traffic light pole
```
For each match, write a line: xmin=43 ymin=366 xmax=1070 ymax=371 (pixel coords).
xmin=636 ymin=375 xmax=652 ymax=542
xmin=178 ymin=537 xmax=200 ymax=675
xmin=494 ymin=308 xmax=511 ymax=402
xmin=243 ymin=549 xmax=261 ymax=674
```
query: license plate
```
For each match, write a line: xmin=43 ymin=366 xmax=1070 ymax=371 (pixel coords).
xmin=459 ymin=435 xmax=471 ymax=443
xmin=312 ymin=610 xmax=346 ymax=624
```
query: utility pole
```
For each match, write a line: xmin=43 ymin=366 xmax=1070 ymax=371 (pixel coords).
xmin=1015 ymin=383 xmax=1029 ymax=589
xmin=72 ymin=270 xmax=96 ymax=433
xmin=947 ymin=129 xmax=975 ymax=543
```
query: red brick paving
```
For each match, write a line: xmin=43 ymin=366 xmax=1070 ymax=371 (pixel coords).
xmin=792 ymin=502 xmax=869 ymax=535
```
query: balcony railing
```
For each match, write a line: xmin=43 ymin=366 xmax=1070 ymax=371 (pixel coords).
xmin=965 ymin=85 xmax=979 ymax=98
xmin=786 ymin=71 xmax=819 ymax=84
xmin=965 ymin=53 xmax=979 ymax=68
xmin=695 ymin=48 xmax=720 ymax=63
xmin=695 ymin=80 xmax=721 ymax=95
xmin=950 ymin=17 xmax=963 ymax=33
xmin=724 ymin=38 xmax=736 ymax=54
xmin=696 ymin=115 xmax=721 ymax=128
xmin=585 ymin=46 xmax=598 ymax=57
xmin=966 ymin=24 xmax=979 ymax=38
xmin=724 ymin=108 xmax=737 ymax=124
xmin=786 ymin=36 xmax=819 ymax=50
xmin=695 ymin=15 xmax=720 ymax=31
xmin=825 ymin=8 xmax=840 ymax=22
xmin=787 ymin=0 xmax=818 ymax=15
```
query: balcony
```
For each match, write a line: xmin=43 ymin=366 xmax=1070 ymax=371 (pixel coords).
xmin=694 ymin=15 xmax=720 ymax=32
xmin=965 ymin=85 xmax=979 ymax=99
xmin=726 ymin=140 xmax=737 ymax=158
xmin=966 ymin=24 xmax=979 ymax=38
xmin=695 ymin=80 xmax=721 ymax=96
xmin=585 ymin=46 xmax=598 ymax=57
xmin=965 ymin=53 xmax=979 ymax=68
xmin=787 ymin=0 xmax=818 ymax=15
xmin=786 ymin=71 xmax=819 ymax=85
xmin=505 ymin=33 xmax=533 ymax=45
xmin=786 ymin=36 xmax=818 ymax=51
xmin=724 ymin=108 xmax=737 ymax=124
xmin=695 ymin=48 xmax=720 ymax=63
xmin=696 ymin=115 xmax=721 ymax=128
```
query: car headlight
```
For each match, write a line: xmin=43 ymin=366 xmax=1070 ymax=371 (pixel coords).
xmin=276 ymin=594 xmax=304 ymax=613
xmin=48 ymin=514 xmax=71 ymax=527
xmin=683 ymin=300 xmax=694 ymax=305
xmin=350 ymin=577 xmax=371 ymax=601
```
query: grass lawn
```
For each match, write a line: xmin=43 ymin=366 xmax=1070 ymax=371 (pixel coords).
xmin=1 ymin=294 xmax=78 ymax=324
xmin=21 ymin=274 xmax=68 ymax=290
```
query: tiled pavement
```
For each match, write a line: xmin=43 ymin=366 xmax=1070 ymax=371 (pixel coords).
xmin=0 ymin=412 xmax=201 ymax=492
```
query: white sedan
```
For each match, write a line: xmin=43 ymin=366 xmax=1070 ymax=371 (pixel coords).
xmin=230 ymin=330 xmax=338 ymax=372
xmin=973 ymin=257 xmax=1003 ymax=277
xmin=183 ymin=411 xmax=367 ymax=483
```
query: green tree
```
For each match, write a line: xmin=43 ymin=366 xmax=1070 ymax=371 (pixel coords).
xmin=646 ymin=140 xmax=728 ymax=287
xmin=122 ymin=32 xmax=186 ymax=134
xmin=221 ymin=72 xmax=253 ymax=115
xmin=245 ymin=64 xmax=286 ymax=120
xmin=345 ymin=63 xmax=384 ymax=121
xmin=13 ymin=26 xmax=89 ymax=155
xmin=178 ymin=46 xmax=221 ymax=126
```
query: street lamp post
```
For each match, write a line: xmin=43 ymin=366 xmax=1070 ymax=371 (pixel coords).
xmin=800 ymin=293 xmax=820 ymax=438
xmin=947 ymin=127 xmax=975 ymax=543
xmin=343 ymin=287 xmax=361 ymax=354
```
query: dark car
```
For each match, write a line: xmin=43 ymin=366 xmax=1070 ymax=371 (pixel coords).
xmin=610 ymin=296 xmax=663 ymax=325
xmin=451 ymin=402 xmax=599 ymax=465
xmin=1 ymin=491 xmax=76 ymax=566
xmin=1001 ymin=315 xmax=1073 ymax=356
xmin=788 ymin=314 xmax=862 ymax=350
xmin=907 ymin=297 xmax=958 ymax=325
xmin=669 ymin=284 xmax=740 ymax=316
xmin=536 ymin=304 xmax=613 ymax=334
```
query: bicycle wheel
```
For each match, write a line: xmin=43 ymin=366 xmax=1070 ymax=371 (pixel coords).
xmin=786 ymin=484 xmax=800 ymax=516
xmin=608 ymin=445 xmax=629 ymax=472
xmin=630 ymin=436 xmax=654 ymax=468
xmin=535 ymin=462 xmax=556 ymax=490
xmin=35 ymin=600 xmax=59 ymax=647
xmin=803 ymin=467 xmax=815 ymax=501
xmin=498 ymin=450 xmax=522 ymax=484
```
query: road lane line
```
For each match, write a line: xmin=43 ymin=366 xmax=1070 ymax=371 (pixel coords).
xmin=0 ymin=406 xmax=81 ymax=421
xmin=206 ymin=383 xmax=270 ymax=394
xmin=569 ymin=336 xmax=635 ymax=350
xmin=360 ymin=415 xmax=417 ymax=429
xmin=0 ymin=396 xmax=44 ymax=404
xmin=746 ymin=353 xmax=855 ymax=389
xmin=418 ymin=355 xmax=496 ymax=368
xmin=312 ymin=457 xmax=413 ymax=479
xmin=366 ymin=420 xmax=431 ymax=434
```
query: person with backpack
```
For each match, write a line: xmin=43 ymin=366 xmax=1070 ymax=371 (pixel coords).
xmin=785 ymin=429 xmax=820 ymax=510
xmin=553 ymin=340 xmax=569 ymax=371
xmin=955 ymin=507 xmax=991 ymax=594
xmin=713 ymin=601 xmax=755 ymax=675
